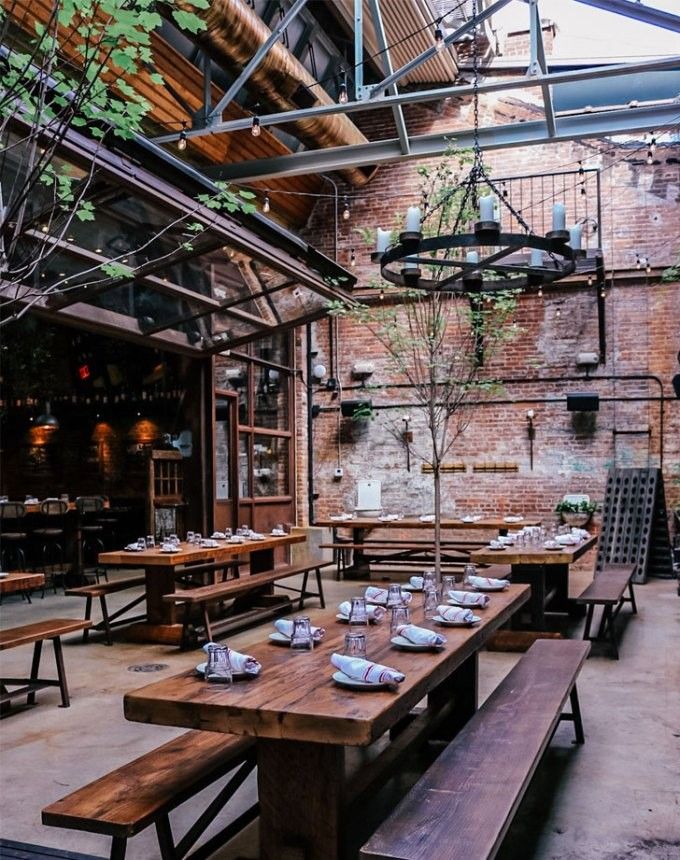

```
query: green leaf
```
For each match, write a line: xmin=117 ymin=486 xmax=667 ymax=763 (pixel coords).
xmin=171 ymin=9 xmax=207 ymax=34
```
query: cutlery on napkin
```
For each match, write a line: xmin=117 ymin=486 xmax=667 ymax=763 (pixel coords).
xmin=331 ymin=653 xmax=404 ymax=685
xmin=274 ymin=618 xmax=325 ymax=641
xmin=202 ymin=643 xmax=262 ymax=676
xmin=447 ymin=590 xmax=490 ymax=608
xmin=338 ymin=601 xmax=386 ymax=622
xmin=436 ymin=605 xmax=475 ymax=623
xmin=467 ymin=575 xmax=510 ymax=590
xmin=395 ymin=624 xmax=446 ymax=647
xmin=365 ymin=586 xmax=413 ymax=606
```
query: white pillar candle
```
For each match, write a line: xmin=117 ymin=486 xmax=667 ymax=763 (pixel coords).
xmin=569 ymin=224 xmax=582 ymax=250
xmin=552 ymin=203 xmax=566 ymax=231
xmin=530 ymin=248 xmax=543 ymax=267
xmin=479 ymin=195 xmax=495 ymax=221
xmin=405 ymin=206 xmax=421 ymax=232
xmin=465 ymin=251 xmax=479 ymax=264
xmin=375 ymin=228 xmax=391 ymax=253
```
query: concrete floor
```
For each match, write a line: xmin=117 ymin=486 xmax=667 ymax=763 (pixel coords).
xmin=1 ymin=569 xmax=679 ymax=860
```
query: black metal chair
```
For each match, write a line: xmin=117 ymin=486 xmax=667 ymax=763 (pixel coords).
xmin=0 ymin=502 xmax=28 ymax=571
xmin=75 ymin=496 xmax=107 ymax=583
xmin=95 ymin=496 xmax=119 ymax=550
xmin=33 ymin=499 xmax=69 ymax=593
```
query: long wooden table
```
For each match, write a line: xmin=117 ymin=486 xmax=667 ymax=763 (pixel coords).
xmin=124 ymin=584 xmax=530 ymax=860
xmin=99 ymin=534 xmax=305 ymax=645
xmin=471 ymin=536 xmax=597 ymax=629
xmin=0 ymin=572 xmax=45 ymax=596
xmin=316 ymin=516 xmax=542 ymax=577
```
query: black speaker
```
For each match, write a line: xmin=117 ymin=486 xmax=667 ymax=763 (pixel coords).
xmin=567 ymin=393 xmax=599 ymax=412
xmin=673 ymin=373 xmax=680 ymax=399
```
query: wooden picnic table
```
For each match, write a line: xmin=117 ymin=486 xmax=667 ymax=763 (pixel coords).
xmin=124 ymin=583 xmax=530 ymax=860
xmin=315 ymin=516 xmax=542 ymax=577
xmin=0 ymin=571 xmax=45 ymax=597
xmin=98 ymin=534 xmax=305 ymax=645
xmin=470 ymin=536 xmax=598 ymax=629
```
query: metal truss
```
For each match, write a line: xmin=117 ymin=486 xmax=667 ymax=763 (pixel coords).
xmin=574 ymin=0 xmax=680 ymax=33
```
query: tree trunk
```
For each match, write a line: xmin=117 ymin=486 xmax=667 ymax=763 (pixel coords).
xmin=433 ymin=465 xmax=442 ymax=584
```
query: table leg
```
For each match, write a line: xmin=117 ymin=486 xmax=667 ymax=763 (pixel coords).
xmin=124 ymin=565 xmax=184 ymax=645
xmin=258 ymin=738 xmax=345 ymax=860
xmin=250 ymin=547 xmax=275 ymax=575
xmin=511 ymin=564 xmax=546 ymax=629
xmin=547 ymin=562 xmax=570 ymax=613
xmin=428 ymin=651 xmax=478 ymax=741
xmin=344 ymin=528 xmax=371 ymax=579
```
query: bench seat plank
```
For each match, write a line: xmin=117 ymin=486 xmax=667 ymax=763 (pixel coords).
xmin=361 ymin=639 xmax=590 ymax=860
xmin=0 ymin=620 xmax=91 ymax=651
xmin=65 ymin=577 xmax=145 ymax=599
xmin=575 ymin=565 xmax=635 ymax=604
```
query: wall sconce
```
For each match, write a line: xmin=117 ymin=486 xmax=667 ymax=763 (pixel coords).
xmin=312 ymin=364 xmax=326 ymax=382
xmin=526 ymin=409 xmax=536 ymax=470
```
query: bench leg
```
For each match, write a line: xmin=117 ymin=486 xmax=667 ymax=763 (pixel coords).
xmin=82 ymin=596 xmax=93 ymax=642
xmin=628 ymin=581 xmax=638 ymax=615
xmin=109 ymin=835 xmax=127 ymax=860
xmin=299 ymin=570 xmax=309 ymax=610
xmin=51 ymin=636 xmax=71 ymax=707
xmin=315 ymin=567 xmax=326 ymax=609
xmin=604 ymin=605 xmax=619 ymax=659
xmin=26 ymin=641 xmax=43 ymax=706
xmin=99 ymin=595 xmax=113 ymax=646
xmin=202 ymin=604 xmax=214 ymax=644
xmin=569 ymin=685 xmax=585 ymax=744
xmin=155 ymin=813 xmax=177 ymax=860
xmin=582 ymin=603 xmax=595 ymax=642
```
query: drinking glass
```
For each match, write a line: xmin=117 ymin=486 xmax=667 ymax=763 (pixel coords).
xmin=422 ymin=569 xmax=436 ymax=591
xmin=463 ymin=563 xmax=476 ymax=586
xmin=186 ymin=531 xmax=195 ymax=544
xmin=290 ymin=616 xmax=314 ymax=651
xmin=169 ymin=534 xmax=179 ymax=548
xmin=423 ymin=586 xmax=438 ymax=620
xmin=205 ymin=644 xmax=232 ymax=684
xmin=343 ymin=631 xmax=366 ymax=658
xmin=386 ymin=583 xmax=403 ymax=608
xmin=390 ymin=605 xmax=410 ymax=636
xmin=348 ymin=596 xmax=368 ymax=626
xmin=224 ymin=528 xmax=232 ymax=539
xmin=145 ymin=535 xmax=155 ymax=549
xmin=274 ymin=523 xmax=284 ymax=533
xmin=194 ymin=533 xmax=202 ymax=545
xmin=137 ymin=537 xmax=146 ymax=551
xmin=442 ymin=575 xmax=455 ymax=596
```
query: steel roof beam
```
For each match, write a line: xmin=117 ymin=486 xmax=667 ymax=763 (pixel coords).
xmin=573 ymin=0 xmax=680 ymax=33
xmin=529 ymin=0 xmax=556 ymax=136
xmin=368 ymin=0 xmax=410 ymax=154
xmin=212 ymin=102 xmax=680 ymax=181
xmin=159 ymin=55 xmax=680 ymax=145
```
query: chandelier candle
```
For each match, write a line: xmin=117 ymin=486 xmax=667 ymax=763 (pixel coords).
xmin=531 ymin=248 xmax=543 ymax=267
xmin=479 ymin=194 xmax=496 ymax=222
xmin=569 ymin=224 xmax=582 ymax=250
xmin=552 ymin=203 xmax=566 ymax=231
xmin=405 ymin=206 xmax=422 ymax=233
xmin=375 ymin=228 xmax=391 ymax=254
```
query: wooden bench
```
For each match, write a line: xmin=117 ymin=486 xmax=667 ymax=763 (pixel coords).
xmin=164 ymin=557 xmax=331 ymax=647
xmin=0 ymin=619 xmax=91 ymax=711
xmin=42 ymin=730 xmax=257 ymax=860
xmin=361 ymin=638 xmax=590 ymax=860
xmin=576 ymin=564 xmax=637 ymax=659
xmin=65 ymin=577 xmax=146 ymax=646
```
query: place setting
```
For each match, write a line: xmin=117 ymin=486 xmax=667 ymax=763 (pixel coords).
xmin=196 ymin=642 xmax=262 ymax=684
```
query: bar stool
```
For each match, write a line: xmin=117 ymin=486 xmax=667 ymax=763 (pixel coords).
xmin=0 ymin=502 xmax=29 ymax=571
xmin=76 ymin=496 xmax=107 ymax=583
xmin=95 ymin=496 xmax=119 ymax=549
xmin=33 ymin=499 xmax=68 ymax=593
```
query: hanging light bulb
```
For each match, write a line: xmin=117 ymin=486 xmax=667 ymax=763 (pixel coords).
xmin=251 ymin=115 xmax=261 ymax=137
xmin=587 ymin=275 xmax=593 ymax=287
xmin=555 ymin=308 xmax=561 ymax=318
xmin=645 ymin=258 xmax=651 ymax=274
xmin=379 ymin=287 xmax=385 ymax=301
xmin=434 ymin=24 xmax=445 ymax=51
xmin=600 ymin=285 xmax=606 ymax=298
xmin=537 ymin=286 xmax=543 ymax=298
xmin=578 ymin=161 xmax=585 ymax=176
xmin=338 ymin=72 xmax=348 ymax=105
xmin=177 ymin=121 xmax=188 ymax=151
xmin=342 ymin=195 xmax=350 ymax=221
xmin=650 ymin=136 xmax=657 ymax=154
xmin=635 ymin=254 xmax=641 ymax=269
xmin=646 ymin=150 xmax=653 ymax=165
xmin=350 ymin=248 xmax=356 ymax=267
xmin=263 ymin=194 xmax=270 ymax=214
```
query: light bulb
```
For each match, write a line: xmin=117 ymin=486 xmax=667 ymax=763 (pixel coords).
xmin=646 ymin=150 xmax=653 ymax=165
xmin=263 ymin=195 xmax=270 ymax=214
xmin=555 ymin=308 xmax=561 ymax=318
xmin=350 ymin=248 xmax=356 ymax=267
xmin=645 ymin=259 xmax=651 ymax=274
xmin=338 ymin=81 xmax=348 ymax=104
xmin=587 ymin=275 xmax=593 ymax=287
xmin=178 ymin=122 xmax=187 ymax=151
xmin=434 ymin=25 xmax=444 ymax=51
xmin=342 ymin=196 xmax=350 ymax=221
xmin=251 ymin=116 xmax=261 ymax=137
xmin=650 ymin=137 xmax=657 ymax=153
xmin=600 ymin=287 xmax=606 ymax=298
xmin=635 ymin=255 xmax=641 ymax=270
xmin=537 ymin=286 xmax=543 ymax=298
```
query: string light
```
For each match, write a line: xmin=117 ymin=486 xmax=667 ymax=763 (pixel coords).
xmin=338 ymin=72 xmax=348 ymax=105
xmin=342 ymin=195 xmax=350 ymax=221
xmin=650 ymin=136 xmax=657 ymax=154
xmin=555 ymin=308 xmax=561 ymax=318
xmin=251 ymin=115 xmax=261 ymax=137
xmin=177 ymin=121 xmax=187 ymax=151
xmin=578 ymin=161 xmax=585 ymax=176
xmin=645 ymin=258 xmax=651 ymax=274
xmin=263 ymin=195 xmax=270 ymax=214
xmin=350 ymin=248 xmax=356 ymax=267
xmin=635 ymin=254 xmax=641 ymax=270
xmin=587 ymin=275 xmax=593 ymax=287
xmin=40 ymin=223 xmax=49 ymax=233
xmin=537 ymin=286 xmax=543 ymax=298
xmin=434 ymin=24 xmax=445 ymax=51
xmin=646 ymin=149 xmax=654 ymax=165
xmin=600 ymin=285 xmax=606 ymax=298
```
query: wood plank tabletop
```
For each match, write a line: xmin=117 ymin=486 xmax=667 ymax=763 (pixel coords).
xmin=0 ymin=572 xmax=45 ymax=595
xmin=124 ymin=584 xmax=530 ymax=747
xmin=470 ymin=535 xmax=597 ymax=566
xmin=99 ymin=533 xmax=305 ymax=567
xmin=315 ymin=517 xmax=541 ymax=531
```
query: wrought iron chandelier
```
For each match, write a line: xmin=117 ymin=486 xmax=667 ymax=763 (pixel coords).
xmin=372 ymin=0 xmax=583 ymax=295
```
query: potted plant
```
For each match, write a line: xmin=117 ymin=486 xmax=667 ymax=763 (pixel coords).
xmin=554 ymin=499 xmax=598 ymax=528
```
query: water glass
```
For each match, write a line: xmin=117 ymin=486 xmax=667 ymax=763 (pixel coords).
xmin=343 ymin=631 xmax=367 ymax=658
xmin=186 ymin=531 xmax=195 ymax=544
xmin=224 ymin=528 xmax=232 ymax=539
xmin=145 ymin=535 xmax=155 ymax=549
xmin=386 ymin=583 xmax=403 ymax=608
xmin=442 ymin=575 xmax=455 ymax=596
xmin=422 ymin=569 xmax=436 ymax=591
xmin=169 ymin=534 xmax=179 ymax=548
xmin=137 ymin=537 xmax=146 ymax=551
xmin=463 ymin=563 xmax=476 ymax=586
xmin=390 ymin=605 xmax=410 ymax=636
xmin=423 ymin=586 xmax=438 ymax=620
xmin=205 ymin=644 xmax=232 ymax=684
xmin=348 ymin=596 xmax=368 ymax=626
xmin=290 ymin=616 xmax=314 ymax=651
xmin=194 ymin=533 xmax=202 ymax=544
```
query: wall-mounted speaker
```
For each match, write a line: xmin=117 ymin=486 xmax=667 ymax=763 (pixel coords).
xmin=567 ymin=393 xmax=600 ymax=412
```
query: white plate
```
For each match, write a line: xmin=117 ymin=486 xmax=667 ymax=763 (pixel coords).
xmin=0 ymin=572 xmax=9 ymax=578
xmin=332 ymin=671 xmax=395 ymax=691
xmin=486 ymin=545 xmax=506 ymax=551
xmin=336 ymin=614 xmax=379 ymax=624
xmin=161 ymin=547 xmax=181 ymax=553
xmin=268 ymin=632 xmax=291 ymax=645
xmin=195 ymin=662 xmax=249 ymax=679
xmin=433 ymin=614 xmax=481 ymax=627
xmin=473 ymin=583 xmax=508 ymax=592
xmin=390 ymin=635 xmax=444 ymax=651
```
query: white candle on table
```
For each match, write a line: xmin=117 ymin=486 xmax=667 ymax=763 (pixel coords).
xmin=405 ymin=206 xmax=421 ymax=232
xmin=375 ymin=228 xmax=391 ymax=253
xmin=552 ymin=203 xmax=566 ymax=231
xmin=569 ymin=224 xmax=582 ymax=250
xmin=479 ymin=195 xmax=495 ymax=221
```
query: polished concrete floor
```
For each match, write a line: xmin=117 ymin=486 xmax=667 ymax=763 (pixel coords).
xmin=1 ymin=567 xmax=679 ymax=859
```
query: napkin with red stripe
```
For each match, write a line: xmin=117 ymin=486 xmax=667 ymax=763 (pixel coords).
xmin=203 ymin=643 xmax=261 ymax=676
xmin=395 ymin=624 xmax=446 ymax=647
xmin=447 ymin=590 xmax=490 ymax=608
xmin=435 ymin=606 xmax=475 ymax=623
xmin=365 ymin=586 xmax=413 ymax=606
xmin=467 ymin=575 xmax=510 ymax=590
xmin=274 ymin=619 xmax=325 ymax=641
xmin=331 ymin=653 xmax=404 ymax=685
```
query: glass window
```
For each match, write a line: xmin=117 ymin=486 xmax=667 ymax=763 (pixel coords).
xmin=238 ymin=433 xmax=251 ymax=498
xmin=253 ymin=435 xmax=289 ymax=498
xmin=253 ymin=364 xmax=288 ymax=431
xmin=215 ymin=397 xmax=231 ymax=500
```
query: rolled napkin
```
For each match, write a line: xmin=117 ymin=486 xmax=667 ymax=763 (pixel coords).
xmin=395 ymin=624 xmax=446 ymax=647
xmin=338 ymin=601 xmax=386 ymax=622
xmin=556 ymin=534 xmax=578 ymax=545
xmin=202 ymin=642 xmax=262 ymax=676
xmin=274 ymin=618 xmax=325 ymax=641
xmin=331 ymin=653 xmax=404 ymax=685
xmin=435 ymin=605 xmax=475 ymax=624
xmin=365 ymin=586 xmax=413 ymax=606
xmin=409 ymin=576 xmax=424 ymax=589
xmin=124 ymin=543 xmax=143 ymax=552
xmin=468 ymin=575 xmax=510 ymax=590
xmin=447 ymin=590 xmax=490 ymax=608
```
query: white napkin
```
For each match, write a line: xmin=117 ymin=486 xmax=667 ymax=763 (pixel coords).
xmin=436 ymin=605 xmax=475 ymax=623
xmin=409 ymin=576 xmax=424 ymax=589
xmin=202 ymin=643 xmax=261 ymax=676
xmin=365 ymin=586 xmax=413 ymax=606
xmin=274 ymin=618 xmax=325 ymax=641
xmin=556 ymin=534 xmax=578 ymax=545
xmin=419 ymin=514 xmax=435 ymax=522
xmin=211 ymin=532 xmax=226 ymax=539
xmin=571 ymin=527 xmax=590 ymax=540
xmin=395 ymin=624 xmax=446 ymax=647
xmin=338 ymin=601 xmax=386 ymax=622
xmin=124 ymin=543 xmax=143 ymax=552
xmin=468 ymin=575 xmax=510 ymax=590
xmin=447 ymin=590 xmax=490 ymax=608
xmin=331 ymin=653 xmax=404 ymax=685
